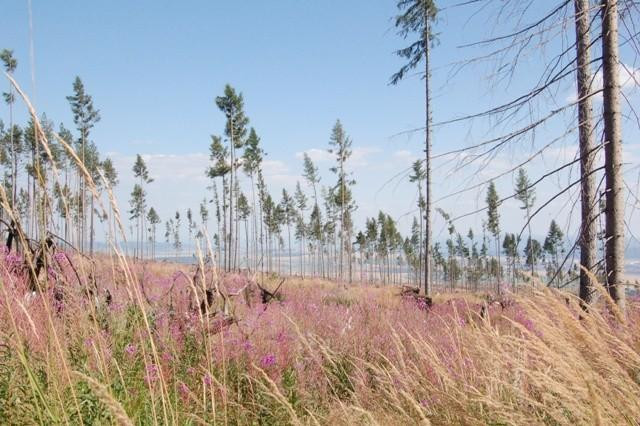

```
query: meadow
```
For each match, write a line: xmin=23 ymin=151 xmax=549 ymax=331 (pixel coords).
xmin=1 ymin=250 xmax=639 ymax=425
xmin=0 ymin=2 xmax=637 ymax=422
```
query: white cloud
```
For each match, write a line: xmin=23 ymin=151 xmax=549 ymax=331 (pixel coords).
xmin=392 ymin=149 xmax=418 ymax=165
xmin=295 ymin=148 xmax=332 ymax=163
xmin=262 ymin=159 xmax=289 ymax=176
xmin=351 ymin=146 xmax=382 ymax=168
xmin=566 ymin=63 xmax=640 ymax=103
xmin=262 ymin=159 xmax=300 ymax=191
xmin=128 ymin=139 xmax=156 ymax=147
xmin=296 ymin=146 xmax=382 ymax=169
xmin=110 ymin=152 xmax=209 ymax=183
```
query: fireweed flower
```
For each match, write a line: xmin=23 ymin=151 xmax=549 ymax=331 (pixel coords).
xmin=261 ymin=354 xmax=276 ymax=368
xmin=203 ymin=373 xmax=213 ymax=386
xmin=53 ymin=252 xmax=67 ymax=264
xmin=275 ymin=331 xmax=287 ymax=343
xmin=242 ymin=340 xmax=253 ymax=351
xmin=124 ymin=343 xmax=137 ymax=358
xmin=6 ymin=254 xmax=22 ymax=267
xmin=145 ymin=364 xmax=159 ymax=384
xmin=178 ymin=382 xmax=190 ymax=400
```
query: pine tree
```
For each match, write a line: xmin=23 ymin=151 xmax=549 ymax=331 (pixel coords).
xmin=215 ymin=85 xmax=248 ymax=271
xmin=502 ymin=233 xmax=518 ymax=290
xmin=101 ymin=157 xmax=119 ymax=244
xmin=468 ymin=229 xmax=480 ymax=290
xmin=147 ymin=207 xmax=160 ymax=259
xmin=486 ymin=182 xmax=501 ymax=289
xmin=173 ymin=211 xmax=182 ymax=258
xmin=212 ymin=183 xmax=222 ymax=266
xmin=514 ymin=167 xmax=535 ymax=278
xmin=24 ymin=116 xmax=44 ymax=237
xmin=132 ymin=154 xmax=153 ymax=258
xmin=294 ymin=181 xmax=308 ymax=277
xmin=303 ymin=153 xmax=322 ymax=276
xmin=543 ymin=219 xmax=564 ymax=286
xmin=323 ymin=187 xmax=338 ymax=280
xmin=438 ymin=209 xmax=456 ymax=289
xmin=242 ymin=128 xmax=264 ymax=270
xmin=309 ymin=203 xmax=323 ymax=277
xmin=365 ymin=217 xmax=378 ymax=282
xmin=303 ymin=153 xmax=320 ymax=202
xmin=56 ymin=124 xmax=73 ymax=240
xmin=199 ymin=198 xmax=209 ymax=234
xmin=207 ymin=135 xmax=230 ymax=267
xmin=237 ymin=191 xmax=251 ymax=269
xmin=328 ymin=119 xmax=355 ymax=282
xmin=279 ymin=189 xmax=295 ymax=277
xmin=1 ymin=49 xmax=18 ymax=207
xmin=391 ymin=0 xmax=437 ymax=295
xmin=409 ymin=160 xmax=425 ymax=288
xmin=186 ymin=208 xmax=195 ymax=255
xmin=129 ymin=184 xmax=146 ymax=259
xmin=524 ymin=237 xmax=542 ymax=271
xmin=165 ymin=219 xmax=172 ymax=245
xmin=355 ymin=230 xmax=367 ymax=282
xmin=409 ymin=217 xmax=422 ymax=284
xmin=66 ymin=77 xmax=100 ymax=252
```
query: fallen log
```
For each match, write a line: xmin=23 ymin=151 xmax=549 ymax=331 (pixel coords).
xmin=257 ymin=278 xmax=285 ymax=304
xmin=398 ymin=287 xmax=433 ymax=311
xmin=399 ymin=285 xmax=419 ymax=297
xmin=208 ymin=315 xmax=235 ymax=335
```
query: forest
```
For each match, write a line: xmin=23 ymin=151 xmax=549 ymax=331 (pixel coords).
xmin=0 ymin=0 xmax=639 ymax=424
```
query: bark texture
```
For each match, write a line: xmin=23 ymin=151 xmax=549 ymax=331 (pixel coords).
xmin=574 ymin=0 xmax=598 ymax=303
xmin=601 ymin=0 xmax=626 ymax=309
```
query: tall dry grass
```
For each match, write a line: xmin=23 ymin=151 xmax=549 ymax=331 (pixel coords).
xmin=1 ymin=256 xmax=639 ymax=424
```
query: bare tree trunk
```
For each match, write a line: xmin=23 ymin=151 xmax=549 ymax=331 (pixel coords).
xmin=222 ymin=178 xmax=228 ymax=269
xmin=245 ymin=218 xmax=249 ymax=269
xmin=287 ymin=223 xmax=292 ymax=277
xmin=81 ymin=131 xmax=85 ymax=252
xmin=234 ymin=182 xmax=239 ymax=270
xmin=423 ymin=12 xmax=433 ymax=296
xmin=601 ymin=0 xmax=626 ymax=310
xmin=217 ymin=213 xmax=222 ymax=269
xmin=90 ymin=196 xmax=95 ymax=255
xmin=9 ymin=84 xmax=16 ymax=208
xmin=574 ymin=0 xmax=598 ymax=304
xmin=419 ymin=201 xmax=423 ymax=289
xmin=250 ymin=174 xmax=257 ymax=271
xmin=229 ymin=122 xmax=235 ymax=272
xmin=299 ymin=236 xmax=303 ymax=278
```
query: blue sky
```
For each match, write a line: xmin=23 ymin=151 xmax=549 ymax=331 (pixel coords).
xmin=2 ymin=1 xmax=640 ymax=247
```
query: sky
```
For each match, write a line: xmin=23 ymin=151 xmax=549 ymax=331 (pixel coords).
xmin=1 ymin=1 xmax=639 ymax=249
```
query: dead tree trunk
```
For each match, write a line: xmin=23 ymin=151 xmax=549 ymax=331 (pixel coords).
xmin=574 ymin=0 xmax=598 ymax=304
xmin=601 ymin=0 xmax=625 ymax=310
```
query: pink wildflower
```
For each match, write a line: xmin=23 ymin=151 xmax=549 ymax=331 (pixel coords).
xmin=124 ymin=343 xmax=137 ymax=358
xmin=203 ymin=373 xmax=212 ymax=386
xmin=260 ymin=354 xmax=276 ymax=368
xmin=144 ymin=363 xmax=159 ymax=384
xmin=178 ymin=382 xmax=190 ymax=400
